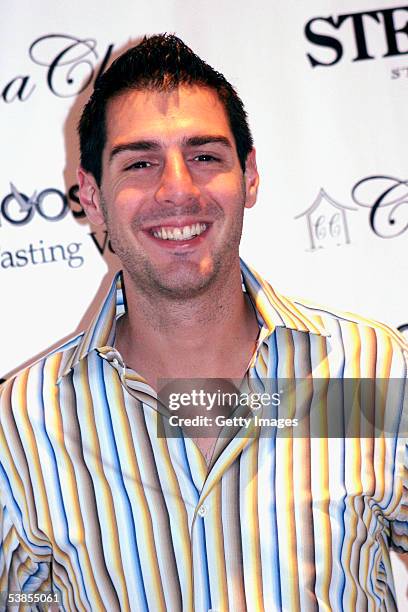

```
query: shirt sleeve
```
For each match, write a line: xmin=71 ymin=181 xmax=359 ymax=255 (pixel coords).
xmin=0 ymin=492 xmax=52 ymax=595
xmin=0 ymin=379 xmax=52 ymax=608
xmin=388 ymin=345 xmax=408 ymax=553
xmin=389 ymin=440 xmax=408 ymax=553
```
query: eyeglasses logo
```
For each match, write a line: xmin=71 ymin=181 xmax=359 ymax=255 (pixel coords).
xmin=0 ymin=182 xmax=84 ymax=226
xmin=1 ymin=182 xmax=115 ymax=259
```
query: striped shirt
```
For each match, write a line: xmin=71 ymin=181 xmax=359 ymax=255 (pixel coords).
xmin=0 ymin=259 xmax=407 ymax=611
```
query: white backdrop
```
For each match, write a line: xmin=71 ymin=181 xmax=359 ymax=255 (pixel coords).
xmin=1 ymin=0 xmax=407 ymax=603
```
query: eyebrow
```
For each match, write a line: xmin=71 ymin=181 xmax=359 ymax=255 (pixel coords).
xmin=109 ymin=135 xmax=233 ymax=162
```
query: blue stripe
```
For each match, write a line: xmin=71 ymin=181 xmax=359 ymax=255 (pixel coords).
xmin=0 ymin=463 xmax=52 ymax=557
xmin=95 ymin=356 xmax=148 ymax=609
xmin=199 ymin=513 xmax=212 ymax=611
xmin=37 ymin=364 xmax=89 ymax=606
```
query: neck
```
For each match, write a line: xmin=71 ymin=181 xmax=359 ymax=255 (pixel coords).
xmin=115 ymin=261 xmax=259 ymax=388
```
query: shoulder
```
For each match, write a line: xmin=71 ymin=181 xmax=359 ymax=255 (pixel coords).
xmin=284 ymin=291 xmax=408 ymax=370
xmin=0 ymin=332 xmax=84 ymax=412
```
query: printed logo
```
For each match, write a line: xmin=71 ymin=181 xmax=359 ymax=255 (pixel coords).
xmin=0 ymin=182 xmax=115 ymax=269
xmin=351 ymin=175 xmax=408 ymax=238
xmin=1 ymin=182 xmax=71 ymax=225
xmin=305 ymin=6 xmax=408 ymax=69
xmin=296 ymin=175 xmax=408 ymax=248
xmin=294 ymin=189 xmax=356 ymax=251
xmin=1 ymin=34 xmax=114 ymax=103
xmin=398 ymin=323 xmax=408 ymax=339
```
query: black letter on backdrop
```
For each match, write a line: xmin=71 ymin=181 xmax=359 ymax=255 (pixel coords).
xmin=29 ymin=34 xmax=98 ymax=97
xmin=89 ymin=231 xmax=115 ymax=255
xmin=2 ymin=76 xmax=35 ymax=102
xmin=381 ymin=7 xmax=408 ymax=57
xmin=68 ymin=184 xmax=85 ymax=218
xmin=305 ymin=11 xmax=382 ymax=66
xmin=347 ymin=11 xmax=381 ymax=61
xmin=305 ymin=16 xmax=344 ymax=67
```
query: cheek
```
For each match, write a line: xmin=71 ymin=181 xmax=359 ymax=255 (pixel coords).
xmin=103 ymin=170 xmax=146 ymax=202
xmin=209 ymin=173 xmax=245 ymax=199
xmin=105 ymin=188 xmax=147 ymax=224
xmin=115 ymin=186 xmax=143 ymax=206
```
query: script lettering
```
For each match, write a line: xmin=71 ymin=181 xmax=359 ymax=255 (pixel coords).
xmin=352 ymin=175 xmax=408 ymax=238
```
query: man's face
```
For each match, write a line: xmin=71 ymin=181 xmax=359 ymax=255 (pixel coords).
xmin=79 ymin=85 xmax=259 ymax=299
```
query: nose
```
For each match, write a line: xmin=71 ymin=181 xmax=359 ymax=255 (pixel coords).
xmin=155 ymin=151 xmax=200 ymax=206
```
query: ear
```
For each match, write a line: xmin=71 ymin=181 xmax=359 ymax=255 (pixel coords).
xmin=77 ymin=167 xmax=105 ymax=226
xmin=243 ymin=148 xmax=259 ymax=209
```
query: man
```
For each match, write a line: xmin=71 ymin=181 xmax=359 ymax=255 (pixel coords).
xmin=0 ymin=34 xmax=406 ymax=611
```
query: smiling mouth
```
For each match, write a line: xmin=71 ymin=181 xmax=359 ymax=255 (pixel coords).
xmin=149 ymin=222 xmax=208 ymax=241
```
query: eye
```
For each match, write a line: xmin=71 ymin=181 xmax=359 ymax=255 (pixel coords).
xmin=124 ymin=160 xmax=152 ymax=170
xmin=193 ymin=154 xmax=219 ymax=162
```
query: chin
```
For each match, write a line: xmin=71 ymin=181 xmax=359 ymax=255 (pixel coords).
xmin=153 ymin=269 xmax=217 ymax=300
xmin=123 ymin=250 xmax=232 ymax=300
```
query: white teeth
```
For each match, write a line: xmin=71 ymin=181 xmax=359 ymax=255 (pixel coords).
xmin=152 ymin=223 xmax=207 ymax=241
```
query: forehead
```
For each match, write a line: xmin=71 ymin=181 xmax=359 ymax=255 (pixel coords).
xmin=104 ymin=85 xmax=233 ymax=147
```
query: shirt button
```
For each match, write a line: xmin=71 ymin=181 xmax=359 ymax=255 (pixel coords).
xmin=197 ymin=505 xmax=207 ymax=517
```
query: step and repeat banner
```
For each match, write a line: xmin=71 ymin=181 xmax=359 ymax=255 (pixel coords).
xmin=1 ymin=0 xmax=407 ymax=600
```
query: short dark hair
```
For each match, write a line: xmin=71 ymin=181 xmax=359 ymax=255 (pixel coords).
xmin=78 ymin=34 xmax=253 ymax=186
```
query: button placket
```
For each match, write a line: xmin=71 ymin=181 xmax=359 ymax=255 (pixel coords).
xmin=99 ymin=348 xmax=127 ymax=382
xmin=197 ymin=505 xmax=207 ymax=517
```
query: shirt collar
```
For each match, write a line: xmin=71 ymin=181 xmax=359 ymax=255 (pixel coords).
xmin=59 ymin=258 xmax=328 ymax=379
